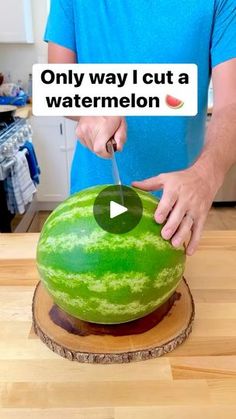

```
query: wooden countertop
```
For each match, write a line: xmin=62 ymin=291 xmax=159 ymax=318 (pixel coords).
xmin=0 ymin=231 xmax=236 ymax=418
xmin=15 ymin=104 xmax=32 ymax=119
xmin=207 ymin=107 xmax=213 ymax=115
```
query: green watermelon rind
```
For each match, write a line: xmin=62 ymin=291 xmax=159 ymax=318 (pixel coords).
xmin=37 ymin=185 xmax=185 ymax=324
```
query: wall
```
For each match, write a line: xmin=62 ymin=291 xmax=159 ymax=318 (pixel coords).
xmin=0 ymin=0 xmax=49 ymax=88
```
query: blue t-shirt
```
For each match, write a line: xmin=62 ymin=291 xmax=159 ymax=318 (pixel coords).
xmin=45 ymin=0 xmax=236 ymax=195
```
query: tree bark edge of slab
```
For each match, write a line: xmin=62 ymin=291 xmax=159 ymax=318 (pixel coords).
xmin=32 ymin=278 xmax=195 ymax=364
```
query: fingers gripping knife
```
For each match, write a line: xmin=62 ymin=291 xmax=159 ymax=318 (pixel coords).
xmin=106 ymin=138 xmax=124 ymax=205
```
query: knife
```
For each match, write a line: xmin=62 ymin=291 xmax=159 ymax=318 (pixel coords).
xmin=106 ymin=138 xmax=124 ymax=205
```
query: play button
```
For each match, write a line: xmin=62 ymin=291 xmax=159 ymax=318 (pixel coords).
xmin=93 ymin=185 xmax=143 ymax=234
xmin=110 ymin=201 xmax=128 ymax=219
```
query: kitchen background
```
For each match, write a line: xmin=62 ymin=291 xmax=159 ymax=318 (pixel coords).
xmin=0 ymin=0 xmax=235 ymax=233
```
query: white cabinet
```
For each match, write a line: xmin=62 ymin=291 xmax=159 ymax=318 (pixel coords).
xmin=31 ymin=116 xmax=76 ymax=203
xmin=215 ymin=164 xmax=236 ymax=202
xmin=0 ymin=0 xmax=34 ymax=44
xmin=64 ymin=119 xmax=77 ymax=176
xmin=207 ymin=115 xmax=236 ymax=203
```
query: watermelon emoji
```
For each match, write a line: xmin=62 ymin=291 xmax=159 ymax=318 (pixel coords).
xmin=166 ymin=94 xmax=184 ymax=109
xmin=37 ymin=186 xmax=185 ymax=324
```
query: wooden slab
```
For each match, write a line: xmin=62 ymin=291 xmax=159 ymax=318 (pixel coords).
xmin=32 ymin=278 xmax=194 ymax=363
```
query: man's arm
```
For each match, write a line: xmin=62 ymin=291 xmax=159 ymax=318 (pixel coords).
xmin=133 ymin=58 xmax=236 ymax=255
xmin=194 ymin=58 xmax=236 ymax=188
xmin=49 ymin=42 xmax=80 ymax=122
xmin=48 ymin=43 xmax=79 ymax=122
xmin=48 ymin=42 xmax=76 ymax=63
xmin=48 ymin=42 xmax=127 ymax=158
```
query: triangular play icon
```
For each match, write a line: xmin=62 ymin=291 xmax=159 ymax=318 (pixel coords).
xmin=110 ymin=201 xmax=128 ymax=219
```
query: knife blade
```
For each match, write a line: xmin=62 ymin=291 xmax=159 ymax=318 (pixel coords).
xmin=106 ymin=139 xmax=124 ymax=205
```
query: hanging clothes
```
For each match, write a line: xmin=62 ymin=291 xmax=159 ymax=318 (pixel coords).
xmin=20 ymin=141 xmax=41 ymax=185
xmin=4 ymin=150 xmax=37 ymax=215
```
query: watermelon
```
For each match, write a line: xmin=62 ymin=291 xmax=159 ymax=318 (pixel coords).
xmin=166 ymin=94 xmax=184 ymax=109
xmin=36 ymin=186 xmax=185 ymax=324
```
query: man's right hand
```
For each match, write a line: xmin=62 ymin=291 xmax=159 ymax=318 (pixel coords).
xmin=75 ymin=116 xmax=127 ymax=158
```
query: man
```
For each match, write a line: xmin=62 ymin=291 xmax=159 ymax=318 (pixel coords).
xmin=45 ymin=0 xmax=236 ymax=255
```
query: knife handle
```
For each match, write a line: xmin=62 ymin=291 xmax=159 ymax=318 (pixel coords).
xmin=106 ymin=138 xmax=117 ymax=153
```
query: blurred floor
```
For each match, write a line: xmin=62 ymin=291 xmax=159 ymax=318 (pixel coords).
xmin=204 ymin=206 xmax=236 ymax=230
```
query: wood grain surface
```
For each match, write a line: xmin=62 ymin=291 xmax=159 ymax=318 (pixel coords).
xmin=15 ymin=104 xmax=32 ymax=119
xmin=32 ymin=279 xmax=194 ymax=363
xmin=0 ymin=232 xmax=236 ymax=418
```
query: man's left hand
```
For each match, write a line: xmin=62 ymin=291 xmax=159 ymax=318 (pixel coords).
xmin=132 ymin=166 xmax=219 ymax=256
